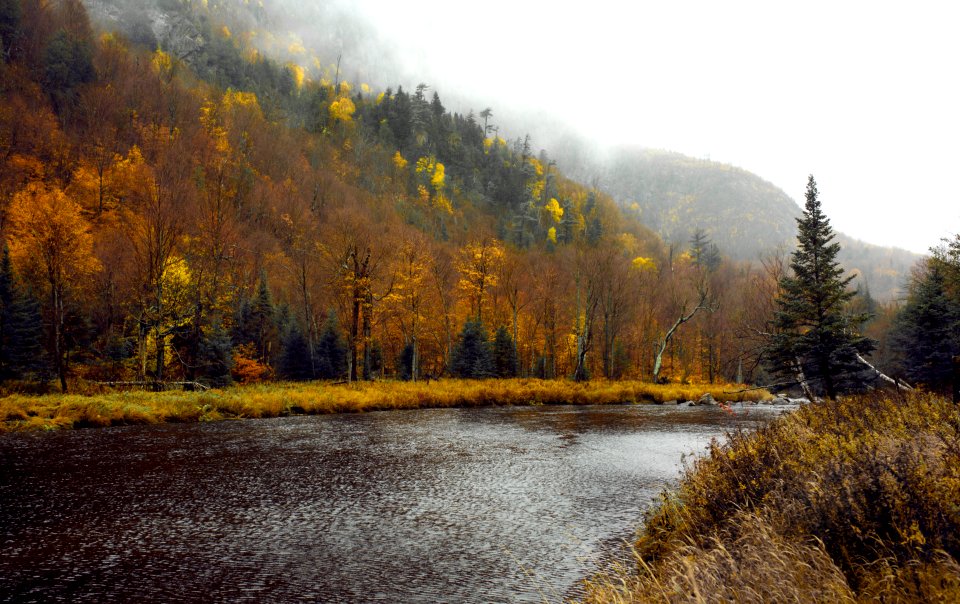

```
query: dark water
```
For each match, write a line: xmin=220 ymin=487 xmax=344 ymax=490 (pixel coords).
xmin=0 ymin=403 xmax=790 ymax=603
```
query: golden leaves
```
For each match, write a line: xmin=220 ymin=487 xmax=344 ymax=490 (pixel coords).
xmin=632 ymin=256 xmax=657 ymax=272
xmin=8 ymin=183 xmax=100 ymax=290
xmin=544 ymin=198 xmax=564 ymax=223
xmin=328 ymin=97 xmax=355 ymax=123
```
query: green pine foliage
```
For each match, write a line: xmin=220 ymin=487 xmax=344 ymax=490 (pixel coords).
xmin=768 ymin=176 xmax=874 ymax=398
xmin=892 ymin=260 xmax=960 ymax=398
xmin=492 ymin=326 xmax=518 ymax=378
xmin=451 ymin=319 xmax=494 ymax=379
xmin=277 ymin=325 xmax=313 ymax=381
xmin=197 ymin=320 xmax=234 ymax=388
xmin=315 ymin=311 xmax=347 ymax=380
xmin=0 ymin=246 xmax=45 ymax=381
xmin=398 ymin=341 xmax=415 ymax=381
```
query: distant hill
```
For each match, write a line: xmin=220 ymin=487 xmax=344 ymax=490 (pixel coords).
xmin=555 ymin=146 xmax=920 ymax=301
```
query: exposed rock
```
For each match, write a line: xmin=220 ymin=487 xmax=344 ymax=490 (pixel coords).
xmin=697 ymin=393 xmax=718 ymax=406
xmin=663 ymin=399 xmax=678 ymax=406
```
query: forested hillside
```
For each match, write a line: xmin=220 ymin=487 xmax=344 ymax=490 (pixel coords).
xmin=83 ymin=0 xmax=920 ymax=305
xmin=0 ymin=0 xmax=918 ymax=393
xmin=556 ymin=146 xmax=920 ymax=301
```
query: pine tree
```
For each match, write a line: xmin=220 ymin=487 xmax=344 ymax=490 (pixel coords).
xmin=197 ymin=320 xmax=234 ymax=388
xmin=450 ymin=319 xmax=493 ymax=379
xmin=250 ymin=274 xmax=277 ymax=366
xmin=315 ymin=311 xmax=347 ymax=380
xmin=492 ymin=325 xmax=518 ymax=378
xmin=767 ymin=176 xmax=874 ymax=399
xmin=0 ymin=246 xmax=44 ymax=381
xmin=398 ymin=341 xmax=415 ymax=381
xmin=892 ymin=260 xmax=960 ymax=397
xmin=690 ymin=228 xmax=721 ymax=273
xmin=278 ymin=325 xmax=313 ymax=381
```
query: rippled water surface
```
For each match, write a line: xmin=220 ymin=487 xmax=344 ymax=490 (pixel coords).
xmin=0 ymin=403 xmax=791 ymax=602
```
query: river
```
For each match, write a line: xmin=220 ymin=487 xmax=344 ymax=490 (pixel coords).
xmin=0 ymin=403 xmax=791 ymax=603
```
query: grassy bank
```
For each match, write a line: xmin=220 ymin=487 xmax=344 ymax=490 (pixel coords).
xmin=580 ymin=392 xmax=960 ymax=603
xmin=0 ymin=379 xmax=770 ymax=432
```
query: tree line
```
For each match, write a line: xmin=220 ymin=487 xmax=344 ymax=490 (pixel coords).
xmin=0 ymin=0 xmax=953 ymax=398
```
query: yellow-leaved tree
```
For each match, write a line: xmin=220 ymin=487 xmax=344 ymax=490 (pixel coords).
xmin=8 ymin=183 xmax=100 ymax=391
xmin=456 ymin=238 xmax=505 ymax=323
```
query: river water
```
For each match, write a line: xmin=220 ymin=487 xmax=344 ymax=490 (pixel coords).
xmin=0 ymin=403 xmax=790 ymax=603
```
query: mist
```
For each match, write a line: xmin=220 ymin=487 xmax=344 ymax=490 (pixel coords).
xmin=89 ymin=0 xmax=960 ymax=254
xmin=324 ymin=1 xmax=960 ymax=254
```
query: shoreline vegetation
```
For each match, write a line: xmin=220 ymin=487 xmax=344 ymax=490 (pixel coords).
xmin=0 ymin=379 xmax=772 ymax=433
xmin=580 ymin=391 xmax=960 ymax=603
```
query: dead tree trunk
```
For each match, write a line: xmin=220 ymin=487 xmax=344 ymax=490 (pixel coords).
xmin=652 ymin=289 xmax=715 ymax=383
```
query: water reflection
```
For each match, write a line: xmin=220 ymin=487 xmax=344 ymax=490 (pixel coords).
xmin=0 ymin=403 xmax=790 ymax=603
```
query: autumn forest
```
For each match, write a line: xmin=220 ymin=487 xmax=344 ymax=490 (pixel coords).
xmin=0 ymin=0 xmax=954 ymax=400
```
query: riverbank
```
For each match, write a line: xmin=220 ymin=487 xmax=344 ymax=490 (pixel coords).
xmin=580 ymin=391 xmax=960 ymax=602
xmin=0 ymin=379 xmax=771 ymax=432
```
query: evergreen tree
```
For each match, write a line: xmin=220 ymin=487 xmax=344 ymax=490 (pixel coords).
xmin=398 ymin=341 xmax=415 ymax=381
xmin=767 ymin=176 xmax=874 ymax=398
xmin=277 ymin=325 xmax=313 ymax=381
xmin=250 ymin=275 xmax=277 ymax=366
xmin=891 ymin=260 xmax=960 ymax=398
xmin=450 ymin=319 xmax=494 ymax=379
xmin=6 ymin=289 xmax=44 ymax=380
xmin=315 ymin=311 xmax=347 ymax=380
xmin=197 ymin=321 xmax=234 ymax=388
xmin=368 ymin=340 xmax=384 ymax=379
xmin=690 ymin=228 xmax=721 ymax=273
xmin=492 ymin=325 xmax=518 ymax=378
xmin=0 ymin=247 xmax=44 ymax=381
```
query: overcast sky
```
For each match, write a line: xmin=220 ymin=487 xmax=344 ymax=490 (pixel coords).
xmin=346 ymin=0 xmax=959 ymax=254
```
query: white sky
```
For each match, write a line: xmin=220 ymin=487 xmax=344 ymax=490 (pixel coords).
xmin=349 ymin=1 xmax=960 ymax=254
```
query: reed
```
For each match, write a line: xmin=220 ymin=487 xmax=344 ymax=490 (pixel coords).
xmin=0 ymin=378 xmax=770 ymax=432
xmin=579 ymin=391 xmax=960 ymax=603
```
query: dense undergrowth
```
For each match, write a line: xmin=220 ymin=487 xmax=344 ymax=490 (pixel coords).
xmin=0 ymin=379 xmax=770 ymax=432
xmin=580 ymin=392 xmax=960 ymax=603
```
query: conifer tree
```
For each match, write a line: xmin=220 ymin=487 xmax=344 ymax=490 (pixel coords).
xmin=492 ymin=325 xmax=518 ymax=378
xmin=0 ymin=246 xmax=44 ymax=381
xmin=278 ymin=325 xmax=313 ymax=381
xmin=892 ymin=260 xmax=960 ymax=398
xmin=450 ymin=319 xmax=493 ymax=379
xmin=690 ymin=228 xmax=721 ymax=273
xmin=197 ymin=320 xmax=234 ymax=388
xmin=768 ymin=176 xmax=874 ymax=398
xmin=398 ymin=341 xmax=415 ymax=381
xmin=315 ymin=311 xmax=347 ymax=380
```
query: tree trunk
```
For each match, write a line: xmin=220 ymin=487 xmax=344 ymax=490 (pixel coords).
xmin=53 ymin=287 xmax=67 ymax=392
xmin=793 ymin=358 xmax=818 ymax=402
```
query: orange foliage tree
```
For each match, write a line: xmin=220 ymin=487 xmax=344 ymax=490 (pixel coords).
xmin=8 ymin=183 xmax=100 ymax=391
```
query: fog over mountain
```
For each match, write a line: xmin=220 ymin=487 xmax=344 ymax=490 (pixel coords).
xmin=82 ymin=0 xmax=928 ymax=299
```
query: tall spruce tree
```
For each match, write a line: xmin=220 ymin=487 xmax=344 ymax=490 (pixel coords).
xmin=892 ymin=260 xmax=960 ymax=398
xmin=768 ymin=176 xmax=874 ymax=399
xmin=492 ymin=325 xmax=518 ymax=378
xmin=197 ymin=320 xmax=234 ymax=388
xmin=450 ymin=319 xmax=494 ymax=379
xmin=315 ymin=311 xmax=347 ymax=380
xmin=0 ymin=246 xmax=44 ymax=381
xmin=277 ymin=325 xmax=313 ymax=381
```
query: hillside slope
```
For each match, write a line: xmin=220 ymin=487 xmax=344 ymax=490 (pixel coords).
xmin=556 ymin=145 xmax=920 ymax=301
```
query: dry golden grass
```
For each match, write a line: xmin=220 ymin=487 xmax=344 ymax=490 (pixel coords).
xmin=579 ymin=392 xmax=960 ymax=603
xmin=0 ymin=378 xmax=770 ymax=432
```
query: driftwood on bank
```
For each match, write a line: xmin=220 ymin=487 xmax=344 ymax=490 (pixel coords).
xmin=856 ymin=354 xmax=913 ymax=391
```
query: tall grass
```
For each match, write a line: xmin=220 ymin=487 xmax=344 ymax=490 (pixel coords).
xmin=0 ymin=378 xmax=770 ymax=432
xmin=580 ymin=392 xmax=960 ymax=603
